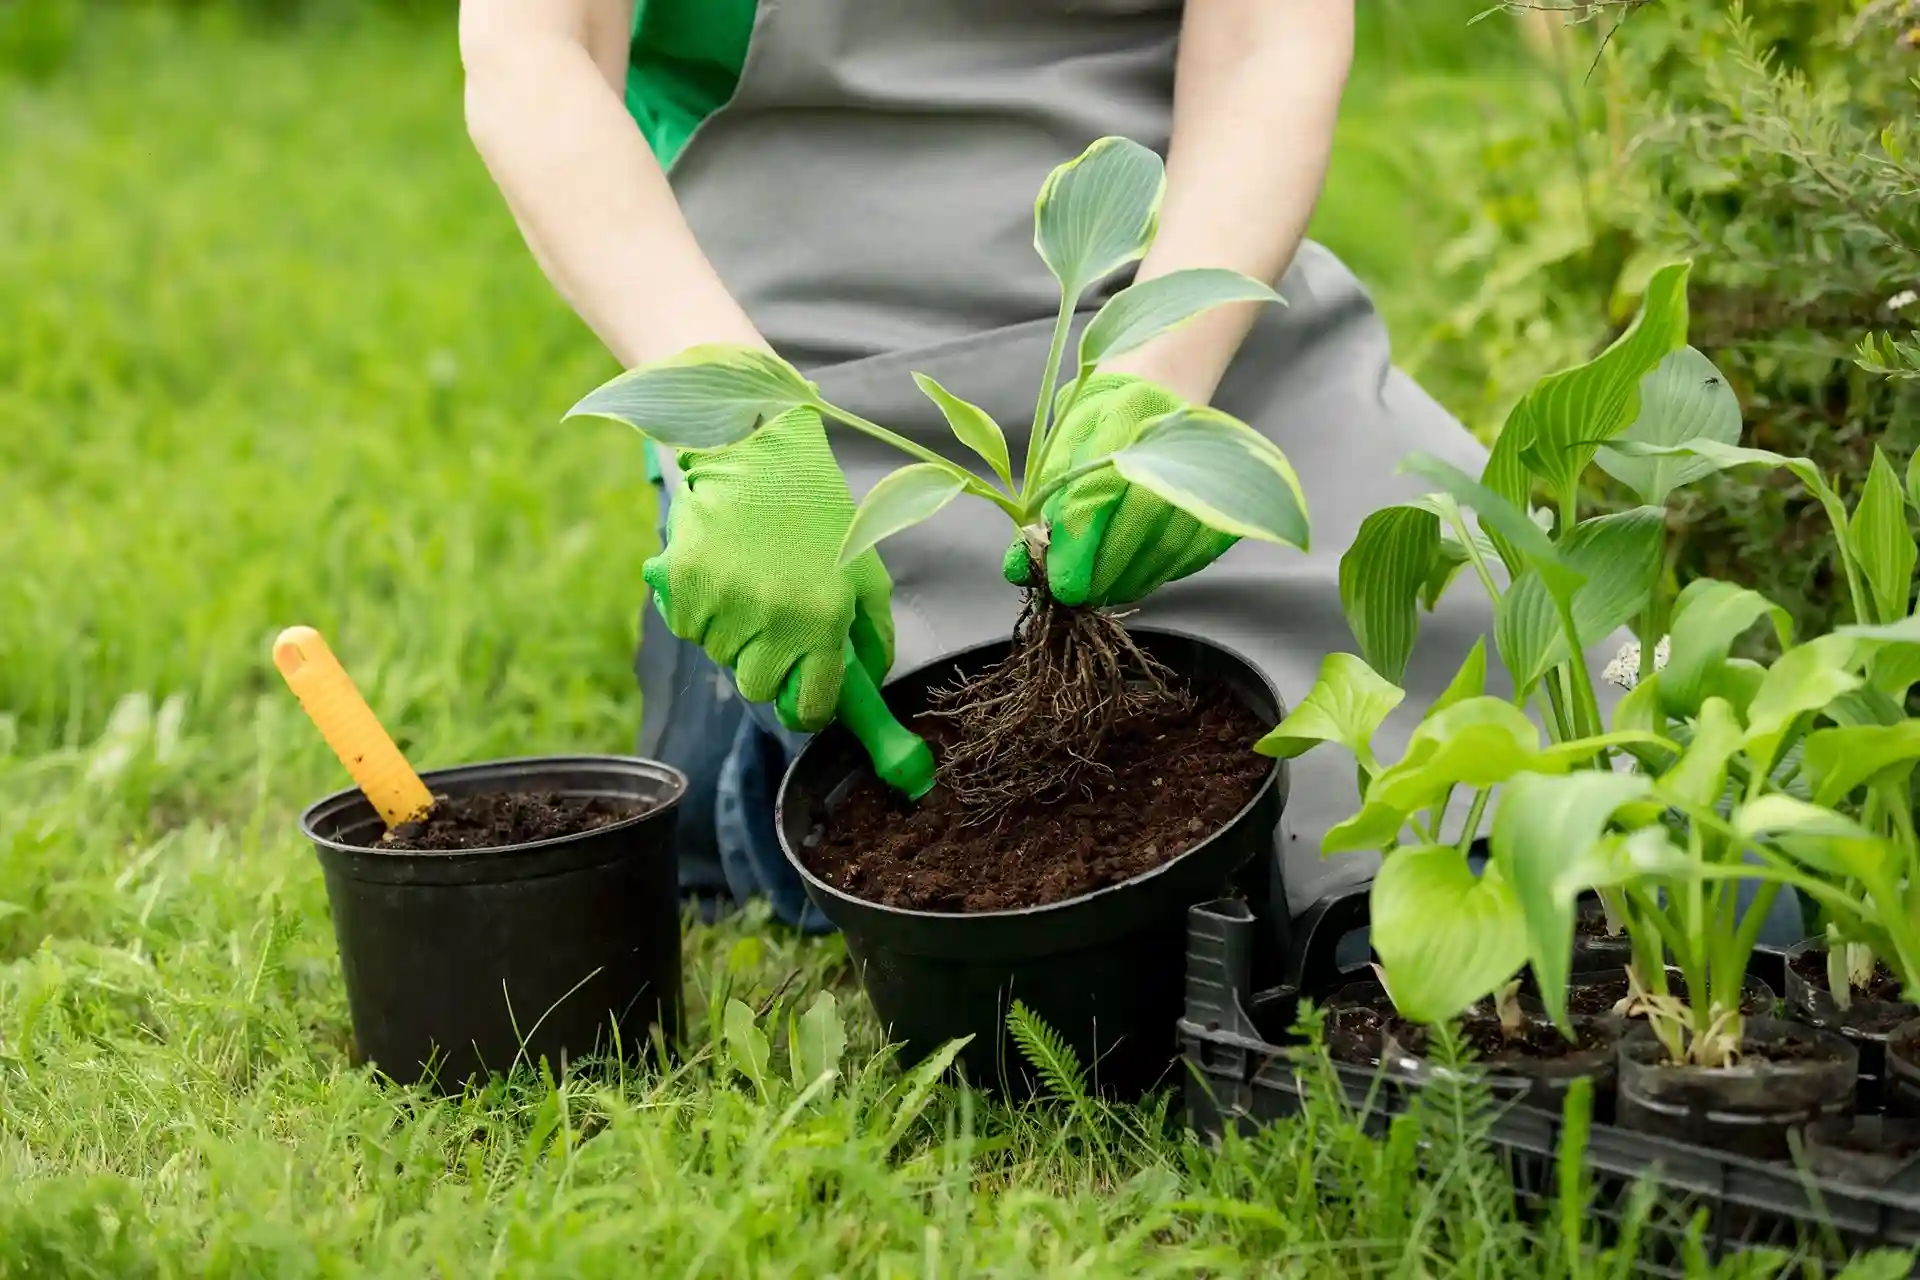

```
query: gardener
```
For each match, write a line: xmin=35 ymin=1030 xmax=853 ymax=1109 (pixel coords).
xmin=458 ymin=0 xmax=1545 ymax=931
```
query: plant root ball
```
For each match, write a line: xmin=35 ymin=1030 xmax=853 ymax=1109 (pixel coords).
xmin=927 ymin=590 xmax=1191 ymax=822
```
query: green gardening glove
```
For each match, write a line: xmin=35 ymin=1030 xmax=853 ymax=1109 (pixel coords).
xmin=643 ymin=406 xmax=895 ymax=733
xmin=1004 ymin=373 xmax=1238 ymax=606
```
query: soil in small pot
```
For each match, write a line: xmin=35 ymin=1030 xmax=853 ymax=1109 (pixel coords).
xmin=803 ymin=680 xmax=1268 ymax=912
xmin=358 ymin=793 xmax=647 ymax=852
xmin=1325 ymin=985 xmax=1619 ymax=1116
xmin=1565 ymin=969 xmax=1775 ymax=1021
xmin=1787 ymin=948 xmax=1913 ymax=1030
xmin=1329 ymin=1003 xmax=1611 ymax=1067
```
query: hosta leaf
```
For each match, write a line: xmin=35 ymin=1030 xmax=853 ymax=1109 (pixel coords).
xmin=1734 ymin=796 xmax=1899 ymax=891
xmin=1744 ymin=634 xmax=1865 ymax=772
xmin=1371 ymin=847 xmax=1528 ymax=1025
xmin=1428 ymin=639 xmax=1487 ymax=721
xmin=1616 ymin=439 xmax=1854 ymax=560
xmin=1255 ymin=652 xmax=1404 ymax=773
xmin=567 ymin=344 xmax=816 ymax=451
xmin=1496 ymin=507 xmax=1665 ymax=690
xmin=1339 ymin=503 xmax=1444 ymax=685
xmin=1481 ymin=261 xmax=1692 ymax=572
xmin=1850 ymin=448 xmax=1917 ymax=626
xmin=1110 ymin=408 xmax=1309 ymax=548
xmin=1034 ymin=136 xmax=1165 ymax=300
xmin=1321 ymin=798 xmax=1412 ymax=854
xmin=1660 ymin=579 xmax=1794 ymax=719
xmin=1657 ymin=697 xmax=1743 ymax=809
xmin=837 ymin=464 xmax=968 ymax=567
xmin=1078 ymin=269 xmax=1280 ymax=372
xmin=1594 ymin=346 xmax=1741 ymax=506
xmin=1491 ymin=771 xmax=1656 ymax=1029
xmin=1802 ymin=722 xmax=1920 ymax=808
xmin=913 ymin=373 xmax=1011 ymax=488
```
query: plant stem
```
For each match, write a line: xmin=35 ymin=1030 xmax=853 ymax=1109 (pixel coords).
xmin=1457 ymin=789 xmax=1490 ymax=853
xmin=1021 ymin=300 xmax=1077 ymax=494
xmin=1444 ymin=503 xmax=1503 ymax=604
xmin=817 ymin=401 xmax=1023 ymax=519
xmin=1025 ymin=370 xmax=1091 ymax=504
xmin=1540 ymin=680 xmax=1575 ymax=744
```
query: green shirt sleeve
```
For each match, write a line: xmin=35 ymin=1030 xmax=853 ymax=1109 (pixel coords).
xmin=624 ymin=0 xmax=758 ymax=168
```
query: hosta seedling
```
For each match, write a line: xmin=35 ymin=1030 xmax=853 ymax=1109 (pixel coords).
xmin=567 ymin=136 xmax=1309 ymax=569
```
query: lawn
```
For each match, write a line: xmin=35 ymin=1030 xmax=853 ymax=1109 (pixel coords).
xmin=0 ymin=5 xmax=1866 ymax=1276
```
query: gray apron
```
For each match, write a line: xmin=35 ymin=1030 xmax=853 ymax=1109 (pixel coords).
xmin=656 ymin=0 xmax=1506 ymax=914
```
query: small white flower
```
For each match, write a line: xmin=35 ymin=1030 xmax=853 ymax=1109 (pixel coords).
xmin=1603 ymin=636 xmax=1669 ymax=690
xmin=1888 ymin=289 xmax=1919 ymax=313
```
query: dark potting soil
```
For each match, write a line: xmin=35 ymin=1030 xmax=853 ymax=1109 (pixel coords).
xmin=1567 ymin=973 xmax=1771 ymax=1019
xmin=366 ymin=792 xmax=646 ymax=852
xmin=802 ymin=680 xmax=1267 ymax=912
xmin=1332 ymin=1005 xmax=1606 ymax=1065
xmin=1788 ymin=949 xmax=1910 ymax=1005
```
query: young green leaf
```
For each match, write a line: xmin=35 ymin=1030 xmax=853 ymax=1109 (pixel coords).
xmin=1593 ymin=346 xmax=1741 ymax=507
xmin=567 ymin=344 xmax=817 ymax=451
xmin=1491 ymin=771 xmax=1657 ymax=1029
xmin=1370 ymin=847 xmax=1528 ymax=1026
xmin=1743 ymin=634 xmax=1865 ymax=772
xmin=1077 ymin=269 xmax=1280 ymax=372
xmin=1495 ymin=507 xmax=1665 ymax=690
xmin=1033 ymin=136 xmax=1165 ymax=301
xmin=1480 ymin=261 xmax=1692 ymax=569
xmin=1338 ymin=504 xmax=1444 ymax=685
xmin=723 ymin=998 xmax=772 ymax=1101
xmin=1657 ymin=696 xmax=1743 ymax=809
xmin=1109 ymin=408 xmax=1309 ymax=548
xmin=1802 ymin=722 xmax=1920 ymax=808
xmin=792 ymin=991 xmax=849 ymax=1094
xmin=1254 ymin=652 xmax=1405 ymax=773
xmin=1849 ymin=448 xmax=1917 ymax=625
xmin=837 ymin=464 xmax=969 ymax=567
xmin=912 ymin=373 xmax=1012 ymax=487
xmin=1733 ymin=796 xmax=1897 ymax=889
xmin=1428 ymin=639 xmax=1488 ymax=721
xmin=1615 ymin=440 xmax=1856 ymax=573
xmin=1321 ymin=798 xmax=1412 ymax=854
xmin=881 ymin=1035 xmax=973 ymax=1155
xmin=1659 ymin=579 xmax=1794 ymax=718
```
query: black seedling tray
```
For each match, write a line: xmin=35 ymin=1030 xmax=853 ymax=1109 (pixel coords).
xmin=1179 ymin=890 xmax=1920 ymax=1274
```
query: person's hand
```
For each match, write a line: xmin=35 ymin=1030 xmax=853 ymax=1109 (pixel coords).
xmin=1003 ymin=373 xmax=1238 ymax=606
xmin=642 ymin=407 xmax=894 ymax=732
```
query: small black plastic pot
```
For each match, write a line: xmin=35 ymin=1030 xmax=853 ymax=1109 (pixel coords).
xmin=1570 ymin=898 xmax=1635 ymax=975
xmin=1326 ymin=981 xmax=1622 ymax=1118
xmin=1784 ymin=939 xmax=1918 ymax=1113
xmin=1882 ymin=1018 xmax=1920 ymax=1118
xmin=1616 ymin=1018 xmax=1858 ymax=1161
xmin=302 ymin=755 xmax=687 ymax=1093
xmin=776 ymin=627 xmax=1285 ymax=1099
xmin=1802 ymin=1115 xmax=1920 ymax=1189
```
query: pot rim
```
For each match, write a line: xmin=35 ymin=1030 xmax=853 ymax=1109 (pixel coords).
xmin=775 ymin=624 xmax=1286 ymax=924
xmin=1617 ymin=1016 xmax=1859 ymax=1080
xmin=299 ymin=753 xmax=689 ymax=860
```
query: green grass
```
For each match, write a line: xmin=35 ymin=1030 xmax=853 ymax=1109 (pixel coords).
xmin=0 ymin=8 xmax=1899 ymax=1276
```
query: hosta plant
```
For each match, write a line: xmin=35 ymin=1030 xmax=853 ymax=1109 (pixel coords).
xmin=567 ymin=137 xmax=1309 ymax=807
xmin=1258 ymin=261 xmax=1716 ymax=1028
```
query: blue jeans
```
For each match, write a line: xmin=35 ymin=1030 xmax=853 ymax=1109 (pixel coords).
xmin=635 ymin=482 xmax=831 ymax=934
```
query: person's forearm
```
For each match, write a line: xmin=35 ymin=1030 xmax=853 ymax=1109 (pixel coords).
xmin=1105 ymin=0 xmax=1355 ymax=404
xmin=460 ymin=5 xmax=763 ymax=368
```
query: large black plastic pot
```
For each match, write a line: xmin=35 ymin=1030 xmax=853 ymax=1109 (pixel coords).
xmin=1616 ymin=1018 xmax=1858 ymax=1161
xmin=302 ymin=755 xmax=687 ymax=1093
xmin=1785 ymin=939 xmax=1918 ymax=1113
xmin=776 ymin=627 xmax=1286 ymax=1099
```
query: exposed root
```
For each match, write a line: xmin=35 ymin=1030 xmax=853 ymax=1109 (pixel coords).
xmin=927 ymin=590 xmax=1191 ymax=822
